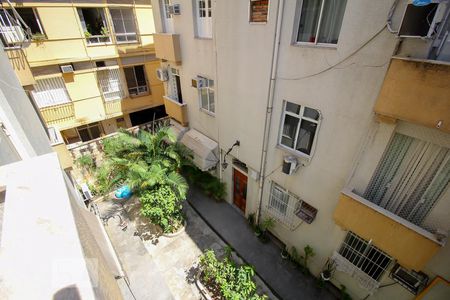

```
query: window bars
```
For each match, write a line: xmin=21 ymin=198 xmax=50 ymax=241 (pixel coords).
xmin=265 ymin=183 xmax=302 ymax=230
xmin=0 ymin=1 xmax=32 ymax=49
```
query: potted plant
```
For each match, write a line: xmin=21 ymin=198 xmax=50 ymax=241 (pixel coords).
xmin=258 ymin=217 xmax=275 ymax=243
xmin=320 ymin=259 xmax=336 ymax=281
xmin=281 ymin=247 xmax=289 ymax=259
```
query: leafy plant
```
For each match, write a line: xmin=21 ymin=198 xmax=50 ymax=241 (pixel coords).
xmin=100 ymin=26 xmax=109 ymax=36
xmin=260 ymin=217 xmax=275 ymax=232
xmin=75 ymin=154 xmax=95 ymax=172
xmin=340 ymin=284 xmax=352 ymax=300
xmin=289 ymin=245 xmax=315 ymax=274
xmin=198 ymin=249 xmax=267 ymax=300
xmin=84 ymin=31 xmax=92 ymax=38
xmin=247 ymin=213 xmax=255 ymax=228
xmin=321 ymin=259 xmax=336 ymax=280
xmin=182 ymin=165 xmax=226 ymax=200
xmin=31 ymin=33 xmax=46 ymax=42
xmin=140 ymin=185 xmax=184 ymax=233
xmin=303 ymin=244 xmax=315 ymax=271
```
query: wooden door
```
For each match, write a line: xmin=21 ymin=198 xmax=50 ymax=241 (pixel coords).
xmin=233 ymin=168 xmax=247 ymax=213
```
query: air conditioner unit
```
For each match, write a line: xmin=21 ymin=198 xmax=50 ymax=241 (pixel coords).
xmin=168 ymin=4 xmax=181 ymax=15
xmin=60 ymin=64 xmax=74 ymax=73
xmin=398 ymin=1 xmax=445 ymax=38
xmin=390 ymin=264 xmax=428 ymax=295
xmin=156 ymin=68 xmax=169 ymax=81
xmin=282 ymin=156 xmax=298 ymax=175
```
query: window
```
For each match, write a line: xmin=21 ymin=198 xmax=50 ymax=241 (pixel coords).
xmin=250 ymin=0 xmax=269 ymax=23
xmin=124 ymin=65 xmax=149 ymax=97
xmin=169 ymin=68 xmax=183 ymax=103
xmin=198 ymin=76 xmax=214 ymax=113
xmin=338 ymin=232 xmax=392 ymax=281
xmin=363 ymin=133 xmax=450 ymax=229
xmin=296 ymin=0 xmax=347 ymax=45
xmin=97 ymin=68 xmax=124 ymax=101
xmin=77 ymin=8 xmax=110 ymax=44
xmin=15 ymin=8 xmax=44 ymax=36
xmin=195 ymin=0 xmax=212 ymax=38
xmin=279 ymin=101 xmax=320 ymax=157
xmin=31 ymin=77 xmax=71 ymax=108
xmin=0 ymin=8 xmax=44 ymax=48
xmin=161 ymin=0 xmax=174 ymax=33
xmin=110 ymin=8 xmax=137 ymax=43
xmin=77 ymin=122 xmax=102 ymax=142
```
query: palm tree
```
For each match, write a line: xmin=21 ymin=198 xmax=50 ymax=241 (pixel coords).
xmin=98 ymin=127 xmax=192 ymax=198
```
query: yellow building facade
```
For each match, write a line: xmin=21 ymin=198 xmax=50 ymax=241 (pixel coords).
xmin=2 ymin=0 xmax=165 ymax=164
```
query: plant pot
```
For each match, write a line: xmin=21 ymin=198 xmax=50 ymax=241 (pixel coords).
xmin=320 ymin=271 xmax=331 ymax=281
xmin=163 ymin=220 xmax=187 ymax=237
xmin=281 ymin=250 xmax=289 ymax=260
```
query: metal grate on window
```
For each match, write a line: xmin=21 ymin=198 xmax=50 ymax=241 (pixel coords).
xmin=97 ymin=68 xmax=124 ymax=101
xmin=338 ymin=232 xmax=392 ymax=281
xmin=265 ymin=182 xmax=303 ymax=230
xmin=31 ymin=77 xmax=71 ymax=108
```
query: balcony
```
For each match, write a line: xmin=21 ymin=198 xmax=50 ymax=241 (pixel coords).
xmin=104 ymin=99 xmax=123 ymax=117
xmin=154 ymin=33 xmax=182 ymax=64
xmin=40 ymin=102 xmax=75 ymax=125
xmin=374 ymin=57 xmax=450 ymax=132
xmin=334 ymin=189 xmax=442 ymax=271
xmin=164 ymin=96 xmax=188 ymax=126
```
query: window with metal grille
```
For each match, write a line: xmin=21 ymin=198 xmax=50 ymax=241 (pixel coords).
xmin=110 ymin=8 xmax=137 ymax=43
xmin=124 ymin=65 xmax=149 ymax=97
xmin=198 ymin=76 xmax=214 ymax=114
xmin=31 ymin=77 xmax=71 ymax=108
xmin=338 ymin=232 xmax=392 ymax=281
xmin=363 ymin=133 xmax=450 ymax=230
xmin=97 ymin=68 xmax=124 ymax=101
xmin=279 ymin=101 xmax=321 ymax=157
xmin=296 ymin=0 xmax=347 ymax=45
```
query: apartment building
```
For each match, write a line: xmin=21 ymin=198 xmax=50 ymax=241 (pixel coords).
xmin=0 ymin=41 xmax=124 ymax=298
xmin=1 ymin=0 xmax=166 ymax=169
xmin=152 ymin=0 xmax=450 ymax=299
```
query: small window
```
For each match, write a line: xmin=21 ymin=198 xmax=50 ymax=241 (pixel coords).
xmin=110 ymin=8 xmax=137 ymax=43
xmin=250 ymin=0 xmax=269 ymax=23
xmin=77 ymin=8 xmax=111 ymax=44
xmin=95 ymin=61 xmax=106 ymax=68
xmin=198 ymin=76 xmax=214 ymax=114
xmin=77 ymin=122 xmax=102 ymax=142
xmin=269 ymin=183 xmax=290 ymax=217
xmin=169 ymin=68 xmax=183 ymax=103
xmin=195 ymin=0 xmax=212 ymax=38
xmin=15 ymin=8 xmax=44 ymax=36
xmin=398 ymin=3 xmax=439 ymax=38
xmin=296 ymin=0 xmax=347 ymax=45
xmin=338 ymin=232 xmax=392 ymax=281
xmin=124 ymin=65 xmax=149 ymax=97
xmin=279 ymin=101 xmax=320 ymax=157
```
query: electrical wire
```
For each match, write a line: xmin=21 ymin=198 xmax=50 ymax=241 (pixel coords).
xmin=277 ymin=25 xmax=388 ymax=81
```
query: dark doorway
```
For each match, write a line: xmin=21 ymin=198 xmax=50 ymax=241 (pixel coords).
xmin=129 ymin=105 xmax=167 ymax=126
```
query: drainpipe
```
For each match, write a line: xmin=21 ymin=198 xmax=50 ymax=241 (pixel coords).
xmin=256 ymin=0 xmax=284 ymax=223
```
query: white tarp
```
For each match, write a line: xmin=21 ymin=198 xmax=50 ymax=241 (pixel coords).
xmin=180 ymin=129 xmax=219 ymax=171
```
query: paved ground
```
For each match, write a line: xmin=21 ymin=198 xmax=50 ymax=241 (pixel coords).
xmin=98 ymin=200 xmax=174 ymax=300
xmin=188 ymin=187 xmax=338 ymax=300
xmin=100 ymin=197 xmax=275 ymax=300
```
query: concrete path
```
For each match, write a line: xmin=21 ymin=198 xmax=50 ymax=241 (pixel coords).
xmin=188 ymin=187 xmax=338 ymax=300
xmin=98 ymin=201 xmax=174 ymax=300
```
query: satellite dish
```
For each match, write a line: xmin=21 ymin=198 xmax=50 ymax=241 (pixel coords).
xmin=412 ymin=0 xmax=432 ymax=6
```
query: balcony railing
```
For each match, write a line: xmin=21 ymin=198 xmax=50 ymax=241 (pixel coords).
xmin=154 ymin=33 xmax=182 ymax=64
xmin=0 ymin=7 xmax=31 ymax=49
xmin=163 ymin=96 xmax=188 ymax=126
xmin=40 ymin=102 xmax=75 ymax=125
xmin=104 ymin=99 xmax=122 ymax=116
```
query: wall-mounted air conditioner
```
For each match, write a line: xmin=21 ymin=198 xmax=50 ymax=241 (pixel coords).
xmin=60 ymin=64 xmax=74 ymax=73
xmin=398 ymin=1 xmax=446 ymax=38
xmin=282 ymin=156 xmax=298 ymax=175
xmin=156 ymin=68 xmax=169 ymax=81
xmin=169 ymin=4 xmax=181 ymax=15
xmin=390 ymin=264 xmax=428 ymax=295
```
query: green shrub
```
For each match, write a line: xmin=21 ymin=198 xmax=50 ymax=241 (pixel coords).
xmin=140 ymin=185 xmax=184 ymax=233
xmin=199 ymin=249 xmax=267 ymax=300
xmin=182 ymin=165 xmax=226 ymax=200
xmin=75 ymin=154 xmax=95 ymax=171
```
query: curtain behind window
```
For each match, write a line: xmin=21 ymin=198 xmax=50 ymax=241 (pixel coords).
xmin=317 ymin=0 xmax=347 ymax=44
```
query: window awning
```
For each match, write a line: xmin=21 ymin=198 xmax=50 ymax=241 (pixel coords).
xmin=180 ymin=129 xmax=219 ymax=171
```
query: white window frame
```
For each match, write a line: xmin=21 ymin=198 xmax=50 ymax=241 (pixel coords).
xmin=195 ymin=0 xmax=212 ymax=38
xmin=338 ymin=232 xmax=393 ymax=282
xmin=278 ymin=101 xmax=321 ymax=159
xmin=123 ymin=65 xmax=149 ymax=97
xmin=109 ymin=8 xmax=138 ymax=44
xmin=168 ymin=67 xmax=182 ymax=103
xmin=294 ymin=0 xmax=346 ymax=47
xmin=97 ymin=67 xmax=124 ymax=102
xmin=198 ymin=75 xmax=214 ymax=115
xmin=77 ymin=7 xmax=111 ymax=45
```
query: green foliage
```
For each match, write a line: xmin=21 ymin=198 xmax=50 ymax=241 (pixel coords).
xmin=140 ymin=185 xmax=184 ymax=233
xmin=260 ymin=217 xmax=275 ymax=232
xmin=100 ymin=26 xmax=109 ymax=36
xmin=75 ymin=154 xmax=95 ymax=171
xmin=199 ymin=249 xmax=267 ymax=300
xmin=304 ymin=244 xmax=315 ymax=270
xmin=289 ymin=245 xmax=315 ymax=274
xmin=340 ymin=285 xmax=352 ymax=300
xmin=182 ymin=165 xmax=226 ymax=201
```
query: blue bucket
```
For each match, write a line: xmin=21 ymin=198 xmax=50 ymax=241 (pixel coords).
xmin=115 ymin=185 xmax=132 ymax=199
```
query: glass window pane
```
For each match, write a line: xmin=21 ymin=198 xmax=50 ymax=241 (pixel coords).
xmin=304 ymin=107 xmax=320 ymax=120
xmin=281 ymin=115 xmax=299 ymax=148
xmin=201 ymin=88 xmax=208 ymax=109
xmin=89 ymin=125 xmax=101 ymax=139
xmin=134 ymin=66 xmax=147 ymax=86
xmin=16 ymin=8 xmax=41 ymax=34
xmin=297 ymin=0 xmax=323 ymax=43
xmin=317 ymin=0 xmax=347 ymax=44
xmin=286 ymin=102 xmax=301 ymax=114
xmin=296 ymin=120 xmax=317 ymax=155
xmin=110 ymin=9 xmax=125 ymax=33
xmin=78 ymin=128 xmax=90 ymax=142
xmin=208 ymin=79 xmax=214 ymax=89
xmin=208 ymin=89 xmax=215 ymax=113
xmin=124 ymin=67 xmax=136 ymax=88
